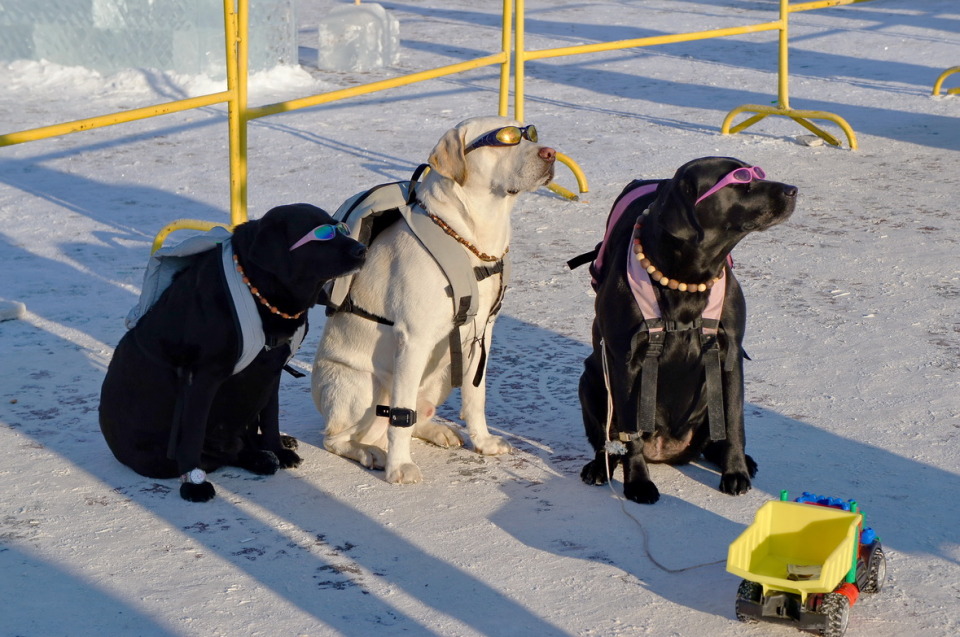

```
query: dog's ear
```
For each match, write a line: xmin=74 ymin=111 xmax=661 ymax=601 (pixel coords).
xmin=240 ymin=206 xmax=304 ymax=279
xmin=654 ymin=169 xmax=705 ymax=243
xmin=244 ymin=214 xmax=285 ymax=276
xmin=428 ymin=127 xmax=467 ymax=185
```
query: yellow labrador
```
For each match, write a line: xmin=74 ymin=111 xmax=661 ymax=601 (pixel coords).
xmin=312 ymin=116 xmax=556 ymax=483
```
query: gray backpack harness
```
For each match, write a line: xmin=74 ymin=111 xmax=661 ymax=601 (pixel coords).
xmin=322 ymin=166 xmax=511 ymax=424
xmin=128 ymin=226 xmax=307 ymax=375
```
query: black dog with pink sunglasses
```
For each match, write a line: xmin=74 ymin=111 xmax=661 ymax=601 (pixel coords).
xmin=575 ymin=156 xmax=797 ymax=504
xmin=100 ymin=204 xmax=367 ymax=502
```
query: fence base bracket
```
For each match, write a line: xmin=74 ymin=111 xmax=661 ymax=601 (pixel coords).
xmin=721 ymin=104 xmax=858 ymax=150
xmin=932 ymin=66 xmax=960 ymax=96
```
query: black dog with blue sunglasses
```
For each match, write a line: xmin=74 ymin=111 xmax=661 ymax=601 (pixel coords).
xmin=575 ymin=157 xmax=797 ymax=504
xmin=99 ymin=204 xmax=366 ymax=502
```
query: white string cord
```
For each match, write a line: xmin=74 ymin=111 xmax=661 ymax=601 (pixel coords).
xmin=599 ymin=339 xmax=726 ymax=574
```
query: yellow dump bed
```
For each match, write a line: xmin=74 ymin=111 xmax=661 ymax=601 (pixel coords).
xmin=727 ymin=500 xmax=861 ymax=600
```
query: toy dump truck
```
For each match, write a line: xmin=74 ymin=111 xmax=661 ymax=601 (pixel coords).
xmin=727 ymin=491 xmax=885 ymax=637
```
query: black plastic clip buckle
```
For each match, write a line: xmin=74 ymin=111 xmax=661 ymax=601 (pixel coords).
xmin=375 ymin=405 xmax=417 ymax=427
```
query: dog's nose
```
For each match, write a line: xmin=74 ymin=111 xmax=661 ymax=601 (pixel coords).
xmin=351 ymin=243 xmax=367 ymax=259
xmin=783 ymin=184 xmax=798 ymax=197
xmin=539 ymin=146 xmax=556 ymax=163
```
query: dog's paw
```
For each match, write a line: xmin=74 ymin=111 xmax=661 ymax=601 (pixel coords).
xmin=385 ymin=462 xmax=423 ymax=484
xmin=415 ymin=422 xmax=464 ymax=448
xmin=280 ymin=434 xmax=299 ymax=450
xmin=719 ymin=472 xmax=752 ymax=496
xmin=580 ymin=460 xmax=609 ymax=486
xmin=275 ymin=448 xmax=303 ymax=469
xmin=180 ymin=481 xmax=216 ymax=502
xmin=624 ymin=480 xmax=660 ymax=505
xmin=240 ymin=450 xmax=281 ymax=475
xmin=473 ymin=434 xmax=512 ymax=456
xmin=357 ymin=445 xmax=387 ymax=470
xmin=745 ymin=454 xmax=758 ymax=478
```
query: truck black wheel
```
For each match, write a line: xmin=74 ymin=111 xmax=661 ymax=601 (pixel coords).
xmin=820 ymin=592 xmax=850 ymax=637
xmin=861 ymin=545 xmax=886 ymax=593
xmin=735 ymin=579 xmax=762 ymax=623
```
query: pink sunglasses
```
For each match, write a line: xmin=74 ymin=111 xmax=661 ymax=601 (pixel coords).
xmin=289 ymin=222 xmax=350 ymax=251
xmin=695 ymin=166 xmax=766 ymax=205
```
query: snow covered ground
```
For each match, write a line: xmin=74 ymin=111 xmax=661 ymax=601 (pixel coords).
xmin=1 ymin=1 xmax=958 ymax=635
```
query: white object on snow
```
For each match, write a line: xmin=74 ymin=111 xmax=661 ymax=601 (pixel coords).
xmin=317 ymin=3 xmax=400 ymax=72
xmin=0 ymin=299 xmax=26 ymax=321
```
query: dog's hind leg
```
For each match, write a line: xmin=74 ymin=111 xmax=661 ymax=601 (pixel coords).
xmin=412 ymin=400 xmax=464 ymax=448
xmin=581 ymin=449 xmax=618 ymax=486
xmin=314 ymin=359 xmax=388 ymax=469
xmin=324 ymin=434 xmax=388 ymax=470
xmin=321 ymin=400 xmax=388 ymax=471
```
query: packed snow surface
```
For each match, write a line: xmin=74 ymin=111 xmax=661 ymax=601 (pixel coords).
xmin=1 ymin=1 xmax=957 ymax=636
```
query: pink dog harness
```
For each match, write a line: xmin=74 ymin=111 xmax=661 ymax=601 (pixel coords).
xmin=579 ymin=182 xmax=732 ymax=441
xmin=598 ymin=183 xmax=728 ymax=333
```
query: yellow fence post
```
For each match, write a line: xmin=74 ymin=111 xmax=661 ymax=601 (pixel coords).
xmin=512 ymin=0 xmax=589 ymax=200
xmin=514 ymin=0 xmax=526 ymax=124
xmin=721 ymin=0 xmax=865 ymax=149
xmin=933 ymin=66 xmax=960 ymax=96
xmin=498 ymin=0 xmax=513 ymax=117
xmin=151 ymin=0 xmax=249 ymax=250
xmin=234 ymin=0 xmax=250 ymax=227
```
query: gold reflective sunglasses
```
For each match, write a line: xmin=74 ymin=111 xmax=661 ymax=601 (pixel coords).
xmin=464 ymin=125 xmax=538 ymax=154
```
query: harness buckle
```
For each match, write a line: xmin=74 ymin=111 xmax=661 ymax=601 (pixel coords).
xmin=700 ymin=332 xmax=720 ymax=350
xmin=645 ymin=330 xmax=666 ymax=358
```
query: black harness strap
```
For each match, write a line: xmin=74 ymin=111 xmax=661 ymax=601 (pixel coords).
xmin=567 ymin=249 xmax=597 ymax=271
xmin=637 ymin=329 xmax=664 ymax=436
xmin=621 ymin=318 xmax=727 ymax=443
xmin=448 ymin=296 xmax=473 ymax=387
xmin=474 ymin=260 xmax=505 ymax=281
xmin=406 ymin=164 xmax=429 ymax=204
xmin=701 ymin=327 xmax=727 ymax=442
xmin=470 ymin=257 xmax=509 ymax=387
xmin=282 ymin=365 xmax=306 ymax=379
xmin=339 ymin=295 xmax=395 ymax=326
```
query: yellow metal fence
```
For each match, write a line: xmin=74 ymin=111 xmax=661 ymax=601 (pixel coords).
xmin=933 ymin=66 xmax=960 ymax=97
xmin=512 ymin=0 xmax=878 ymax=152
xmin=4 ymin=0 xmax=939 ymax=250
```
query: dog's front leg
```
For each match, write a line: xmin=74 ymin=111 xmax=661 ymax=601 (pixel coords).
xmin=608 ymin=330 xmax=660 ymax=504
xmin=710 ymin=355 xmax=755 ymax=496
xmin=385 ymin=327 xmax=432 ymax=484
xmin=172 ymin=370 xmax=223 ymax=502
xmin=248 ymin=377 xmax=301 ymax=472
xmin=622 ymin=439 xmax=660 ymax=504
xmin=461 ymin=320 xmax=512 ymax=456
